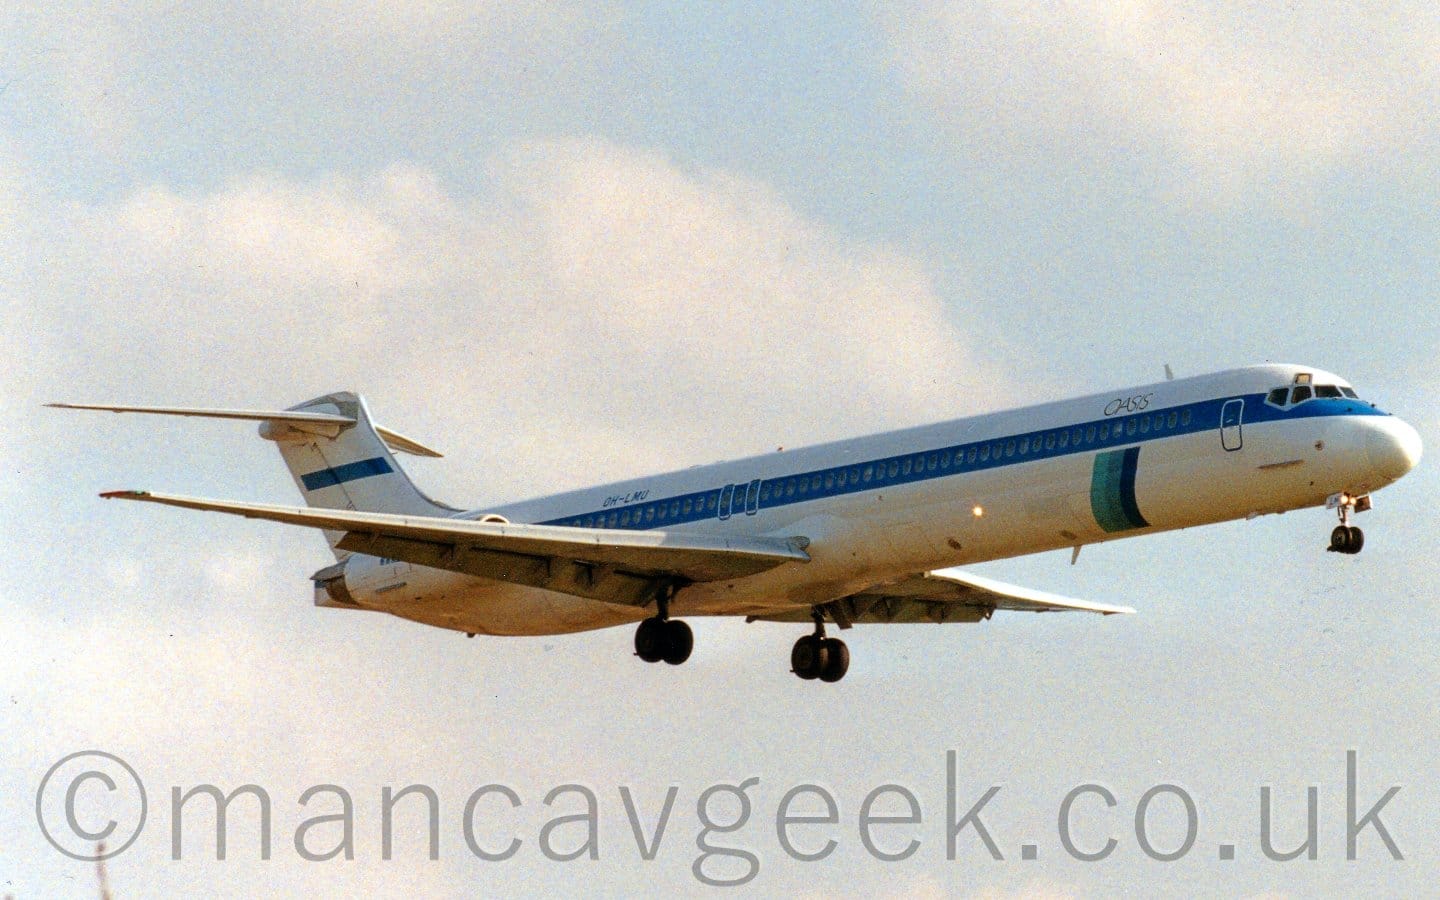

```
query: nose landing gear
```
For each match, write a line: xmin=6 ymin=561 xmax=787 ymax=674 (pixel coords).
xmin=1326 ymin=492 xmax=1370 ymax=555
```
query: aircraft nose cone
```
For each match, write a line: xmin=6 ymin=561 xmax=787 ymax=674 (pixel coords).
xmin=1367 ymin=417 xmax=1423 ymax=481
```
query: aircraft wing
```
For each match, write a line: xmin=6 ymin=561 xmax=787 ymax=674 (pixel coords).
xmin=99 ymin=490 xmax=809 ymax=606
xmin=754 ymin=569 xmax=1134 ymax=625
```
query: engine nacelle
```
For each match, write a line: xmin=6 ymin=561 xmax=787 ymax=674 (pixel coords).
xmin=312 ymin=559 xmax=357 ymax=608
xmin=313 ymin=551 xmax=446 ymax=609
xmin=312 ymin=555 xmax=408 ymax=609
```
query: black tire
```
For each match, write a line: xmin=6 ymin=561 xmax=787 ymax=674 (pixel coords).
xmin=661 ymin=619 xmax=693 ymax=665
xmin=1330 ymin=525 xmax=1350 ymax=552
xmin=1346 ymin=526 xmax=1364 ymax=555
xmin=791 ymin=635 xmax=830 ymax=680
xmin=634 ymin=617 xmax=666 ymax=663
xmin=818 ymin=638 xmax=849 ymax=683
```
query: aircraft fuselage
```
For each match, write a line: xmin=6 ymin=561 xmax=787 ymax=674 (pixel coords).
xmin=331 ymin=363 xmax=1421 ymax=636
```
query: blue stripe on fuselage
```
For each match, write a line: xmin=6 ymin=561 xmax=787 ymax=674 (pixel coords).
xmin=537 ymin=395 xmax=1390 ymax=531
xmin=301 ymin=457 xmax=393 ymax=491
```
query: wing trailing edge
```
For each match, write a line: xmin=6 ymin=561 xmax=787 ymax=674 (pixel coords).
xmin=753 ymin=569 xmax=1134 ymax=625
xmin=99 ymin=490 xmax=811 ymax=587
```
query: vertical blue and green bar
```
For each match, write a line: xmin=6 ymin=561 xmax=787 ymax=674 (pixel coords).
xmin=1091 ymin=447 xmax=1149 ymax=532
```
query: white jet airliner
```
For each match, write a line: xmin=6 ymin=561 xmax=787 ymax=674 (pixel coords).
xmin=52 ymin=364 xmax=1420 ymax=683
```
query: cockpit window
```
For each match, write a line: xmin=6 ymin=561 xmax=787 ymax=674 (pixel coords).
xmin=1270 ymin=381 xmax=1356 ymax=409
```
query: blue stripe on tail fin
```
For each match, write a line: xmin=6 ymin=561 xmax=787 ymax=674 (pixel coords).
xmin=263 ymin=392 xmax=457 ymax=559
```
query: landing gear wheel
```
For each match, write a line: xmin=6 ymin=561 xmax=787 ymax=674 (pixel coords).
xmin=661 ymin=619 xmax=693 ymax=665
xmin=818 ymin=638 xmax=849 ymax=683
xmin=1326 ymin=494 xmax=1368 ymax=555
xmin=1327 ymin=524 xmax=1365 ymax=555
xmin=791 ymin=607 xmax=852 ymax=682
xmin=634 ymin=617 xmax=667 ymax=663
xmin=790 ymin=635 xmax=830 ymax=680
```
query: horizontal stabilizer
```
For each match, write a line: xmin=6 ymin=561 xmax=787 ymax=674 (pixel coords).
xmin=47 ymin=401 xmax=441 ymax=457
xmin=46 ymin=402 xmax=352 ymax=424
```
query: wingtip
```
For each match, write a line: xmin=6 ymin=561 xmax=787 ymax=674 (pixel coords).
xmin=100 ymin=490 xmax=150 ymax=499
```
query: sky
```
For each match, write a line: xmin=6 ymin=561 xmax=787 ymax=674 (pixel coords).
xmin=3 ymin=2 xmax=1439 ymax=896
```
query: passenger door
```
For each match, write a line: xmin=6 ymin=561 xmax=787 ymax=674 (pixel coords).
xmin=1220 ymin=399 xmax=1244 ymax=451
xmin=720 ymin=480 xmax=762 ymax=519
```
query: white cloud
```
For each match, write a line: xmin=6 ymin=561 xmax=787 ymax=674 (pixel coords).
xmin=0 ymin=140 xmax=1028 ymax=892
xmin=882 ymin=2 xmax=1440 ymax=196
xmin=17 ymin=137 xmax=1018 ymax=505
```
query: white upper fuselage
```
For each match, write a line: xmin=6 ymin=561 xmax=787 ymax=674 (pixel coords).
xmin=345 ymin=364 xmax=1421 ymax=635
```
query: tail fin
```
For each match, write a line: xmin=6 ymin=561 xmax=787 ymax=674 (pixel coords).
xmin=262 ymin=392 xmax=458 ymax=557
xmin=48 ymin=393 xmax=456 ymax=560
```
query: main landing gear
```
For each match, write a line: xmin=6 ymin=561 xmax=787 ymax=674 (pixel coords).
xmin=791 ymin=608 xmax=850 ymax=683
xmin=632 ymin=589 xmax=851 ymax=682
xmin=634 ymin=587 xmax=693 ymax=665
xmin=1326 ymin=492 xmax=1370 ymax=555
